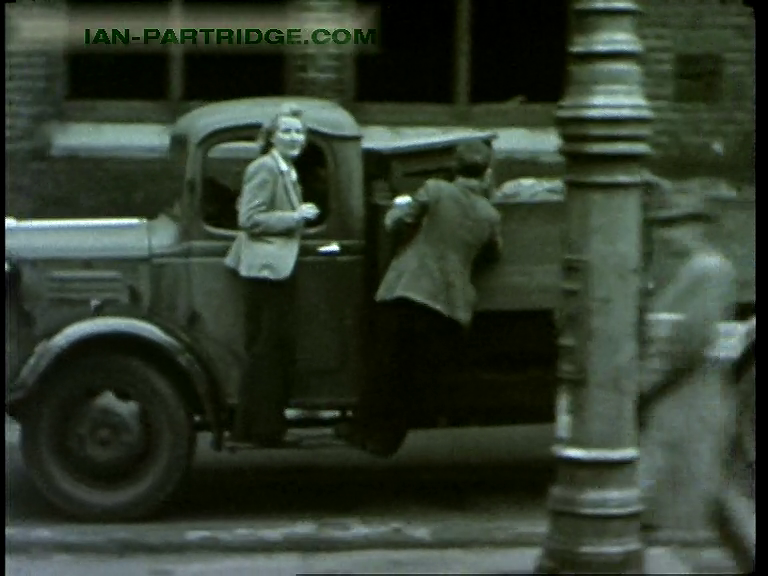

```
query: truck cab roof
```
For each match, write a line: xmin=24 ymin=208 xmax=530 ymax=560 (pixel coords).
xmin=172 ymin=97 xmax=363 ymax=147
xmin=172 ymin=97 xmax=497 ymax=156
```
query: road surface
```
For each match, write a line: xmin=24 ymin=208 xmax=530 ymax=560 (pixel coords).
xmin=6 ymin=417 xmax=554 ymax=527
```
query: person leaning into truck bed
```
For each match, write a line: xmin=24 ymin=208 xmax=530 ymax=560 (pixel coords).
xmin=337 ymin=140 xmax=503 ymax=457
xmin=224 ymin=104 xmax=321 ymax=448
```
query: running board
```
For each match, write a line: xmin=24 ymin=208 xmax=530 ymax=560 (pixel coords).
xmin=284 ymin=409 xmax=347 ymax=428
xmin=224 ymin=428 xmax=344 ymax=453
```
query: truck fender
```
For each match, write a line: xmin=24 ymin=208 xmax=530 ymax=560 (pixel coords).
xmin=7 ymin=316 xmax=223 ymax=438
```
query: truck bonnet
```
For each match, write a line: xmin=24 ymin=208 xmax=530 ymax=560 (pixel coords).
xmin=5 ymin=217 xmax=153 ymax=261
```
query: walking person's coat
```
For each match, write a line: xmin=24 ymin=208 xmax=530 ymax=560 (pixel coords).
xmin=639 ymin=188 xmax=738 ymax=532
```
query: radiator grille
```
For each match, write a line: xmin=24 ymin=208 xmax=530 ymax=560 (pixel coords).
xmin=44 ymin=270 xmax=130 ymax=303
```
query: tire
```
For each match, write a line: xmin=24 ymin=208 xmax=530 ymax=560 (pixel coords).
xmin=20 ymin=353 xmax=196 ymax=522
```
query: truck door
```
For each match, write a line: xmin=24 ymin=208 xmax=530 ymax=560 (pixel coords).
xmin=187 ymin=137 xmax=366 ymax=410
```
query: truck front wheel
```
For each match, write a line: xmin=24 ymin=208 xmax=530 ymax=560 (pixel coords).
xmin=20 ymin=353 xmax=195 ymax=522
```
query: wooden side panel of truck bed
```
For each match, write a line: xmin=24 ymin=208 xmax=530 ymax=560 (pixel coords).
xmin=474 ymin=197 xmax=755 ymax=312
xmin=475 ymin=199 xmax=565 ymax=312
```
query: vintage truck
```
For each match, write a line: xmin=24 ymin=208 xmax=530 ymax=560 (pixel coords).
xmin=5 ymin=97 xmax=756 ymax=522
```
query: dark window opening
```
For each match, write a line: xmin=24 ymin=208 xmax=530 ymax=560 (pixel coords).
xmin=182 ymin=0 xmax=287 ymax=100
xmin=65 ymin=0 xmax=170 ymax=99
xmin=67 ymin=54 xmax=169 ymax=100
xmin=295 ymin=144 xmax=330 ymax=227
xmin=355 ymin=0 xmax=456 ymax=103
xmin=184 ymin=54 xmax=286 ymax=100
xmin=470 ymin=0 xmax=567 ymax=103
xmin=674 ymin=54 xmax=724 ymax=103
xmin=202 ymin=139 xmax=330 ymax=230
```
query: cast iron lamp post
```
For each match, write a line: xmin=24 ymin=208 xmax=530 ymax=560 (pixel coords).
xmin=537 ymin=1 xmax=653 ymax=572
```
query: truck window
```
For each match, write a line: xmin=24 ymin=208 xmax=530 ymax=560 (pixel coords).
xmin=201 ymin=139 xmax=330 ymax=231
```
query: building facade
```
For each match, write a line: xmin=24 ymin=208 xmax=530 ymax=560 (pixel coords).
xmin=5 ymin=0 xmax=755 ymax=218
xmin=640 ymin=0 xmax=755 ymax=169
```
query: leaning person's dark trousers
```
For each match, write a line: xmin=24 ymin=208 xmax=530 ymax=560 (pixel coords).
xmin=232 ymin=274 xmax=297 ymax=446
xmin=355 ymin=297 xmax=466 ymax=449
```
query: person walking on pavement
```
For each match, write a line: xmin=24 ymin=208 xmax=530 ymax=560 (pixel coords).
xmin=225 ymin=104 xmax=320 ymax=447
xmin=639 ymin=178 xmax=738 ymax=532
xmin=338 ymin=140 xmax=503 ymax=457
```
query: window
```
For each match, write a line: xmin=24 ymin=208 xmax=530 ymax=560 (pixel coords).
xmin=201 ymin=138 xmax=330 ymax=230
xmin=184 ymin=54 xmax=285 ymax=100
xmin=182 ymin=0 xmax=286 ymax=101
xmin=68 ymin=53 xmax=170 ymax=100
xmin=294 ymin=144 xmax=330 ymax=226
xmin=66 ymin=0 xmax=172 ymax=100
xmin=353 ymin=0 xmax=567 ymax=111
xmin=470 ymin=0 xmax=567 ymax=103
xmin=355 ymin=0 xmax=456 ymax=103
xmin=674 ymin=54 xmax=724 ymax=103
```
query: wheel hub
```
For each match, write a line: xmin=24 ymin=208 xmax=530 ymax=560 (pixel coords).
xmin=72 ymin=392 xmax=148 ymax=468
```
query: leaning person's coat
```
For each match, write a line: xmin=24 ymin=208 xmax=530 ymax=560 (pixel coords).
xmin=375 ymin=177 xmax=502 ymax=328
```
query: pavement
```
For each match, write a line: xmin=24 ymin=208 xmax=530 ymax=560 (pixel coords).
xmin=5 ymin=547 xmax=732 ymax=575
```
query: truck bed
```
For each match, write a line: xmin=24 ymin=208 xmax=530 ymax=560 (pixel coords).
xmin=474 ymin=196 xmax=755 ymax=312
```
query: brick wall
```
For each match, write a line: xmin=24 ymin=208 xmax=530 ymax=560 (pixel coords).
xmin=6 ymin=1 xmax=66 ymax=214
xmin=6 ymin=157 xmax=184 ymax=219
xmin=640 ymin=0 xmax=755 ymax=172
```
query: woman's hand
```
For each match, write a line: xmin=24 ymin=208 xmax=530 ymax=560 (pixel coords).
xmin=298 ymin=202 xmax=321 ymax=221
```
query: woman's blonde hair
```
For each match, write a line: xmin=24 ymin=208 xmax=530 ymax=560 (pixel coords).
xmin=257 ymin=103 xmax=306 ymax=155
